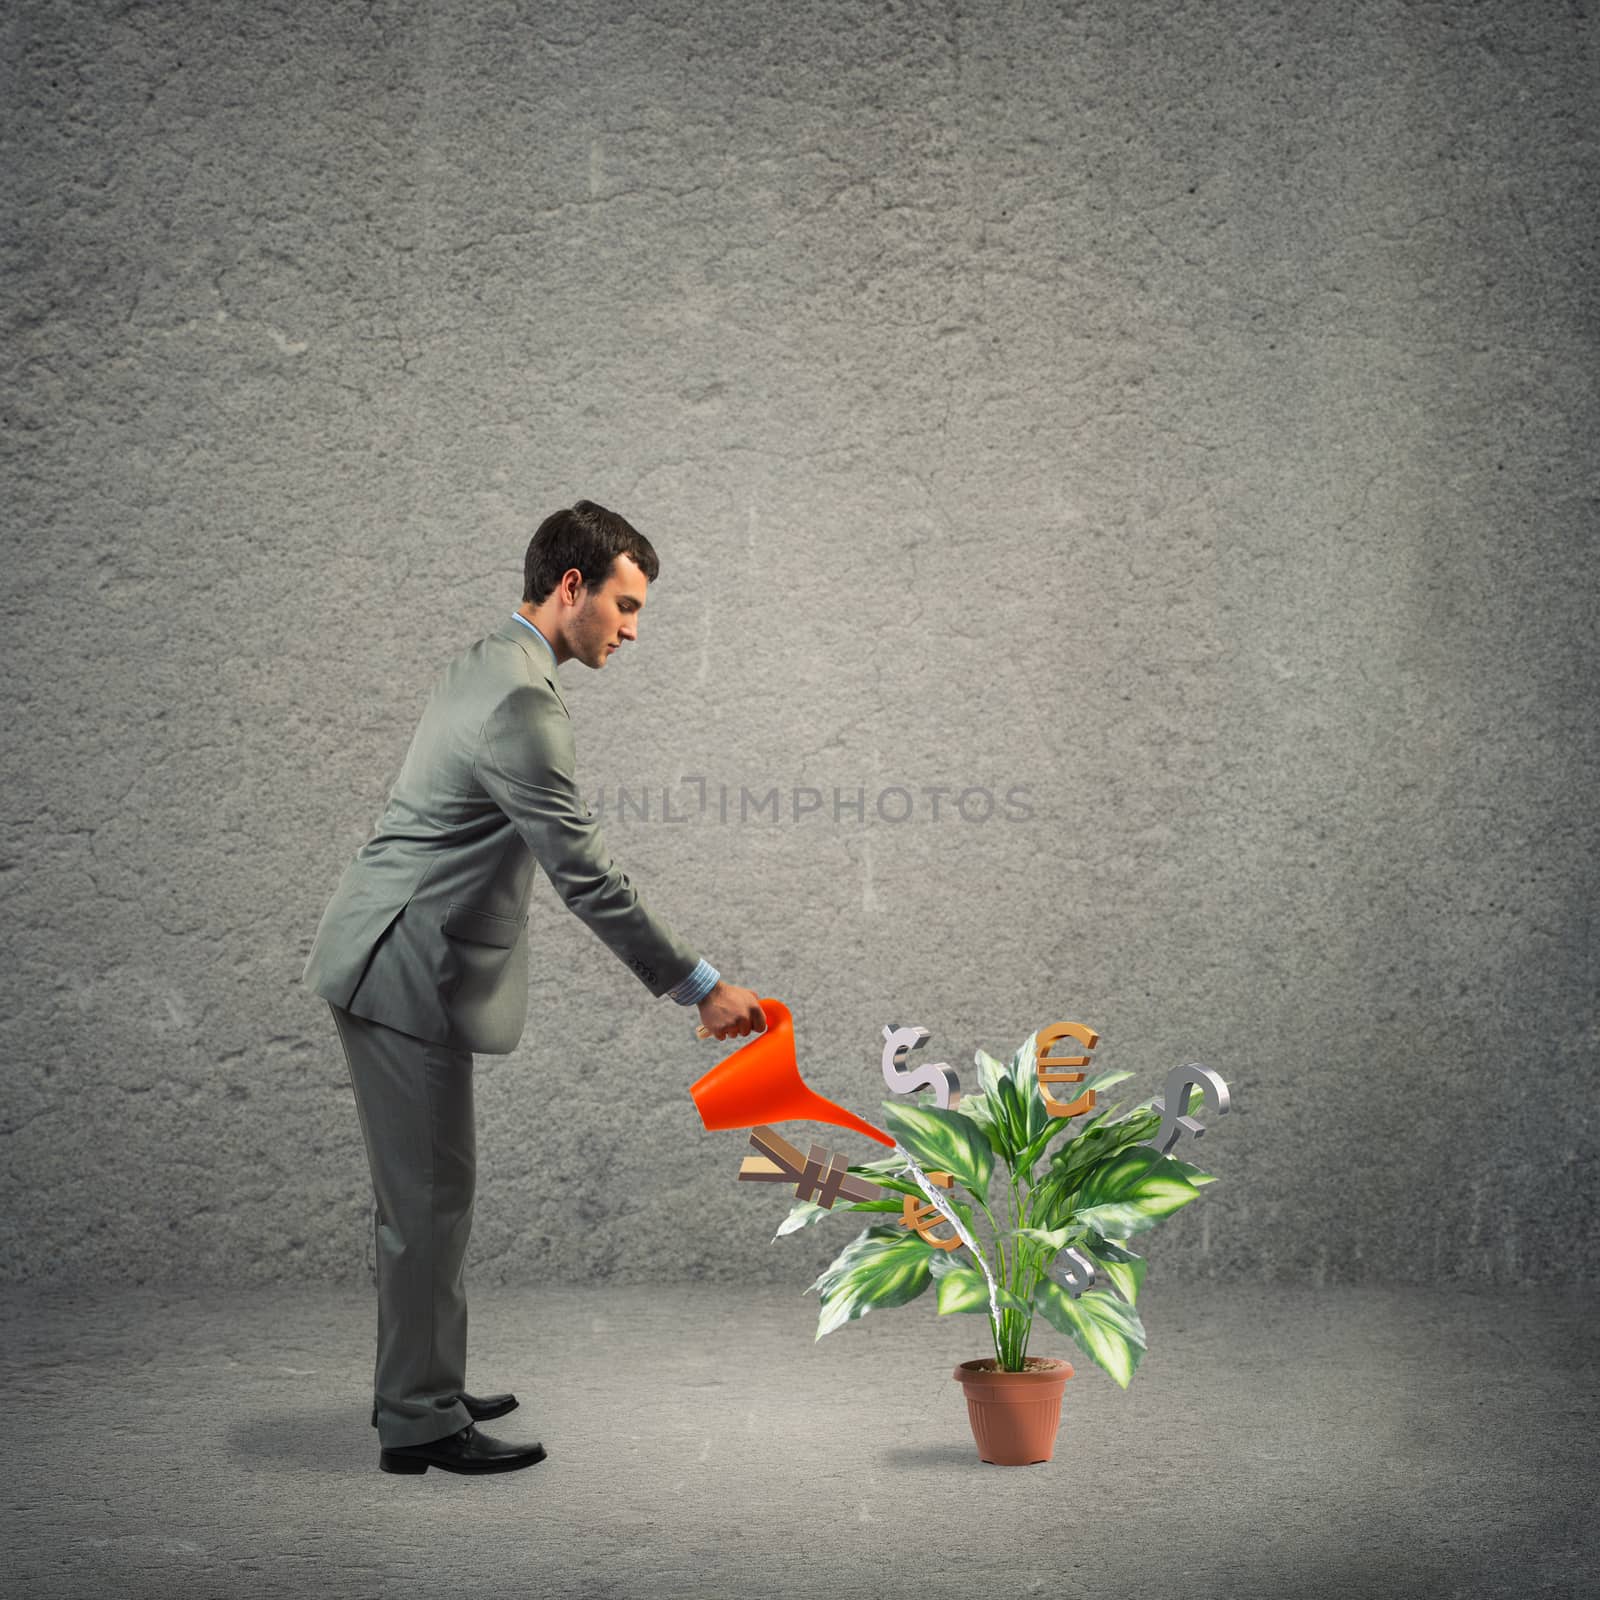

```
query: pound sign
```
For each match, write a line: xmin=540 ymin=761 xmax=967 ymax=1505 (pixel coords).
xmin=898 ymin=1170 xmax=962 ymax=1250
xmin=881 ymin=1023 xmax=960 ymax=1108
xmin=1035 ymin=1021 xmax=1099 ymax=1119
xmin=1148 ymin=1063 xmax=1231 ymax=1155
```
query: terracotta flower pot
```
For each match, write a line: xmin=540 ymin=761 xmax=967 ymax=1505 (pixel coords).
xmin=952 ymin=1357 xmax=1074 ymax=1465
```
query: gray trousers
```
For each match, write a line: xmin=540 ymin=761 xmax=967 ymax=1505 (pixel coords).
xmin=328 ymin=1001 xmax=476 ymax=1449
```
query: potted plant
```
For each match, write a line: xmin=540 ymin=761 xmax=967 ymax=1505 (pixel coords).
xmin=770 ymin=1029 xmax=1223 ymax=1465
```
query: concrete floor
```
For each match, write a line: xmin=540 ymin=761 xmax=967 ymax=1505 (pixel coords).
xmin=1 ymin=1278 xmax=1594 ymax=1599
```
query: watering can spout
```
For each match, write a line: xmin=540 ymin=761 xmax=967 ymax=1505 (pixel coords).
xmin=689 ymin=999 xmax=895 ymax=1148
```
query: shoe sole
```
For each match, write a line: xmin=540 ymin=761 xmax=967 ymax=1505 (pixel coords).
xmin=379 ymin=1442 xmax=547 ymax=1476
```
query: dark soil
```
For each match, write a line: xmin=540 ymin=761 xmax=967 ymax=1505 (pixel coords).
xmin=964 ymin=1357 xmax=1067 ymax=1374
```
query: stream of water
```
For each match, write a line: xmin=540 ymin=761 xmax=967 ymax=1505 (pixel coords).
xmin=891 ymin=1143 xmax=1002 ymax=1329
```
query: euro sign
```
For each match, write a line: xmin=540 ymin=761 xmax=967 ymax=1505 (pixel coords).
xmin=898 ymin=1171 xmax=961 ymax=1250
xmin=881 ymin=1023 xmax=960 ymax=1108
xmin=1035 ymin=1021 xmax=1099 ymax=1119
xmin=1148 ymin=1064 xmax=1231 ymax=1155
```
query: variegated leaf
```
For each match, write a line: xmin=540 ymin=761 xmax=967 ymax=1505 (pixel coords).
xmin=972 ymin=1047 xmax=1010 ymax=1100
xmin=1034 ymin=1280 xmax=1148 ymax=1389
xmin=956 ymin=1089 xmax=1000 ymax=1139
xmin=933 ymin=1268 xmax=1026 ymax=1316
xmin=934 ymin=1266 xmax=992 ymax=1314
xmin=1014 ymin=1223 xmax=1082 ymax=1253
xmin=1068 ymin=1147 xmax=1201 ymax=1238
xmin=773 ymin=1197 xmax=903 ymax=1241
xmin=1080 ymin=1237 xmax=1148 ymax=1304
xmin=808 ymin=1225 xmax=938 ymax=1339
xmin=882 ymin=1102 xmax=994 ymax=1205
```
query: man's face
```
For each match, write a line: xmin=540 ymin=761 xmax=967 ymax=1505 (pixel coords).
xmin=573 ymin=553 xmax=647 ymax=669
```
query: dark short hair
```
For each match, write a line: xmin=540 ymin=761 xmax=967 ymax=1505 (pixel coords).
xmin=522 ymin=500 xmax=660 ymax=605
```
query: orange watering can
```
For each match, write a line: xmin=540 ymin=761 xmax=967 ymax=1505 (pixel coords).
xmin=690 ymin=998 xmax=894 ymax=1148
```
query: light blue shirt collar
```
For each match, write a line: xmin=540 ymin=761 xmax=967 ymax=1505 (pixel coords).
xmin=510 ymin=612 xmax=557 ymax=665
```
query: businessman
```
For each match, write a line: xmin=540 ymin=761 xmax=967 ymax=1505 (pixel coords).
xmin=302 ymin=500 xmax=765 ymax=1477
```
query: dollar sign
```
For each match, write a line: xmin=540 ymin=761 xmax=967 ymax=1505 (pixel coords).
xmin=1058 ymin=1247 xmax=1098 ymax=1299
xmin=898 ymin=1171 xmax=961 ymax=1249
xmin=881 ymin=1023 xmax=961 ymax=1108
xmin=1148 ymin=1063 xmax=1231 ymax=1155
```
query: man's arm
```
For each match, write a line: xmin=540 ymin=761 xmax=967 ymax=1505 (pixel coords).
xmin=475 ymin=682 xmax=700 ymax=997
xmin=477 ymin=679 xmax=766 ymax=1039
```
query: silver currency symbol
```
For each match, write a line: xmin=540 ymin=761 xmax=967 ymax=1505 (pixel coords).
xmin=1058 ymin=1247 xmax=1098 ymax=1300
xmin=1148 ymin=1064 xmax=1231 ymax=1155
xmin=881 ymin=1023 xmax=961 ymax=1108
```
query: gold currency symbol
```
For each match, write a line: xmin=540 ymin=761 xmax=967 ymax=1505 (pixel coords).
xmin=1035 ymin=1021 xmax=1100 ymax=1119
xmin=899 ymin=1171 xmax=961 ymax=1250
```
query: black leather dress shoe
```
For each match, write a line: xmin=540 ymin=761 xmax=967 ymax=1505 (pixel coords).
xmin=370 ymin=1390 xmax=518 ymax=1427
xmin=379 ymin=1422 xmax=547 ymax=1476
xmin=460 ymin=1389 xmax=518 ymax=1422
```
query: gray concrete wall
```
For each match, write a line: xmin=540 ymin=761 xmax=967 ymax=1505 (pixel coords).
xmin=3 ymin=0 xmax=1595 ymax=1291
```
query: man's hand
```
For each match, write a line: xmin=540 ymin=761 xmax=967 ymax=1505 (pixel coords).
xmin=696 ymin=980 xmax=766 ymax=1041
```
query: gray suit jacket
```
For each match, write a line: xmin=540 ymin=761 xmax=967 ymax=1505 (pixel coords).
xmin=302 ymin=614 xmax=700 ymax=1053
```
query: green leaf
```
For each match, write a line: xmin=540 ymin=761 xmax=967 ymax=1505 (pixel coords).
xmin=1008 ymin=1031 xmax=1053 ymax=1147
xmin=1032 ymin=1117 xmax=1155 ymax=1226
xmin=1125 ymin=1080 xmax=1206 ymax=1121
xmin=1015 ymin=1120 xmax=1059 ymax=1177
xmin=1014 ymin=1224 xmax=1083 ymax=1252
xmin=1011 ymin=1049 xmax=1048 ymax=1147
xmin=1013 ymin=1070 xmax=1138 ymax=1179
xmin=882 ymin=1102 xmax=994 ymax=1205
xmin=954 ymin=1089 xmax=1000 ymax=1140
xmin=851 ymin=1153 xmax=913 ymax=1176
xmin=1068 ymin=1147 xmax=1202 ymax=1238
xmin=842 ymin=1166 xmax=980 ymax=1235
xmin=1079 ymin=1237 xmax=1148 ymax=1305
xmin=1048 ymin=1068 xmax=1138 ymax=1124
xmin=807 ymin=1225 xmax=938 ymax=1339
xmin=990 ymin=1074 xmax=1029 ymax=1160
xmin=972 ymin=1048 xmax=1010 ymax=1100
xmin=970 ymin=1046 xmax=1030 ymax=1160
xmin=773 ymin=1201 xmax=831 ymax=1238
xmin=934 ymin=1266 xmax=992 ymax=1314
xmin=1034 ymin=1280 xmax=1147 ymax=1389
xmin=846 ymin=1169 xmax=931 ymax=1200
xmin=1006 ymin=1034 xmax=1037 ymax=1082
xmin=773 ymin=1197 xmax=905 ymax=1240
xmin=1079 ymin=1068 xmax=1136 ymax=1096
xmin=1162 ymin=1155 xmax=1219 ymax=1188
xmin=933 ymin=1267 xmax=1027 ymax=1316
xmin=1045 ymin=1112 xmax=1165 ymax=1195
xmin=847 ymin=1158 xmax=977 ymax=1210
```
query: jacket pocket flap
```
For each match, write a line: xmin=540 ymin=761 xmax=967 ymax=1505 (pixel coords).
xmin=442 ymin=902 xmax=523 ymax=948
